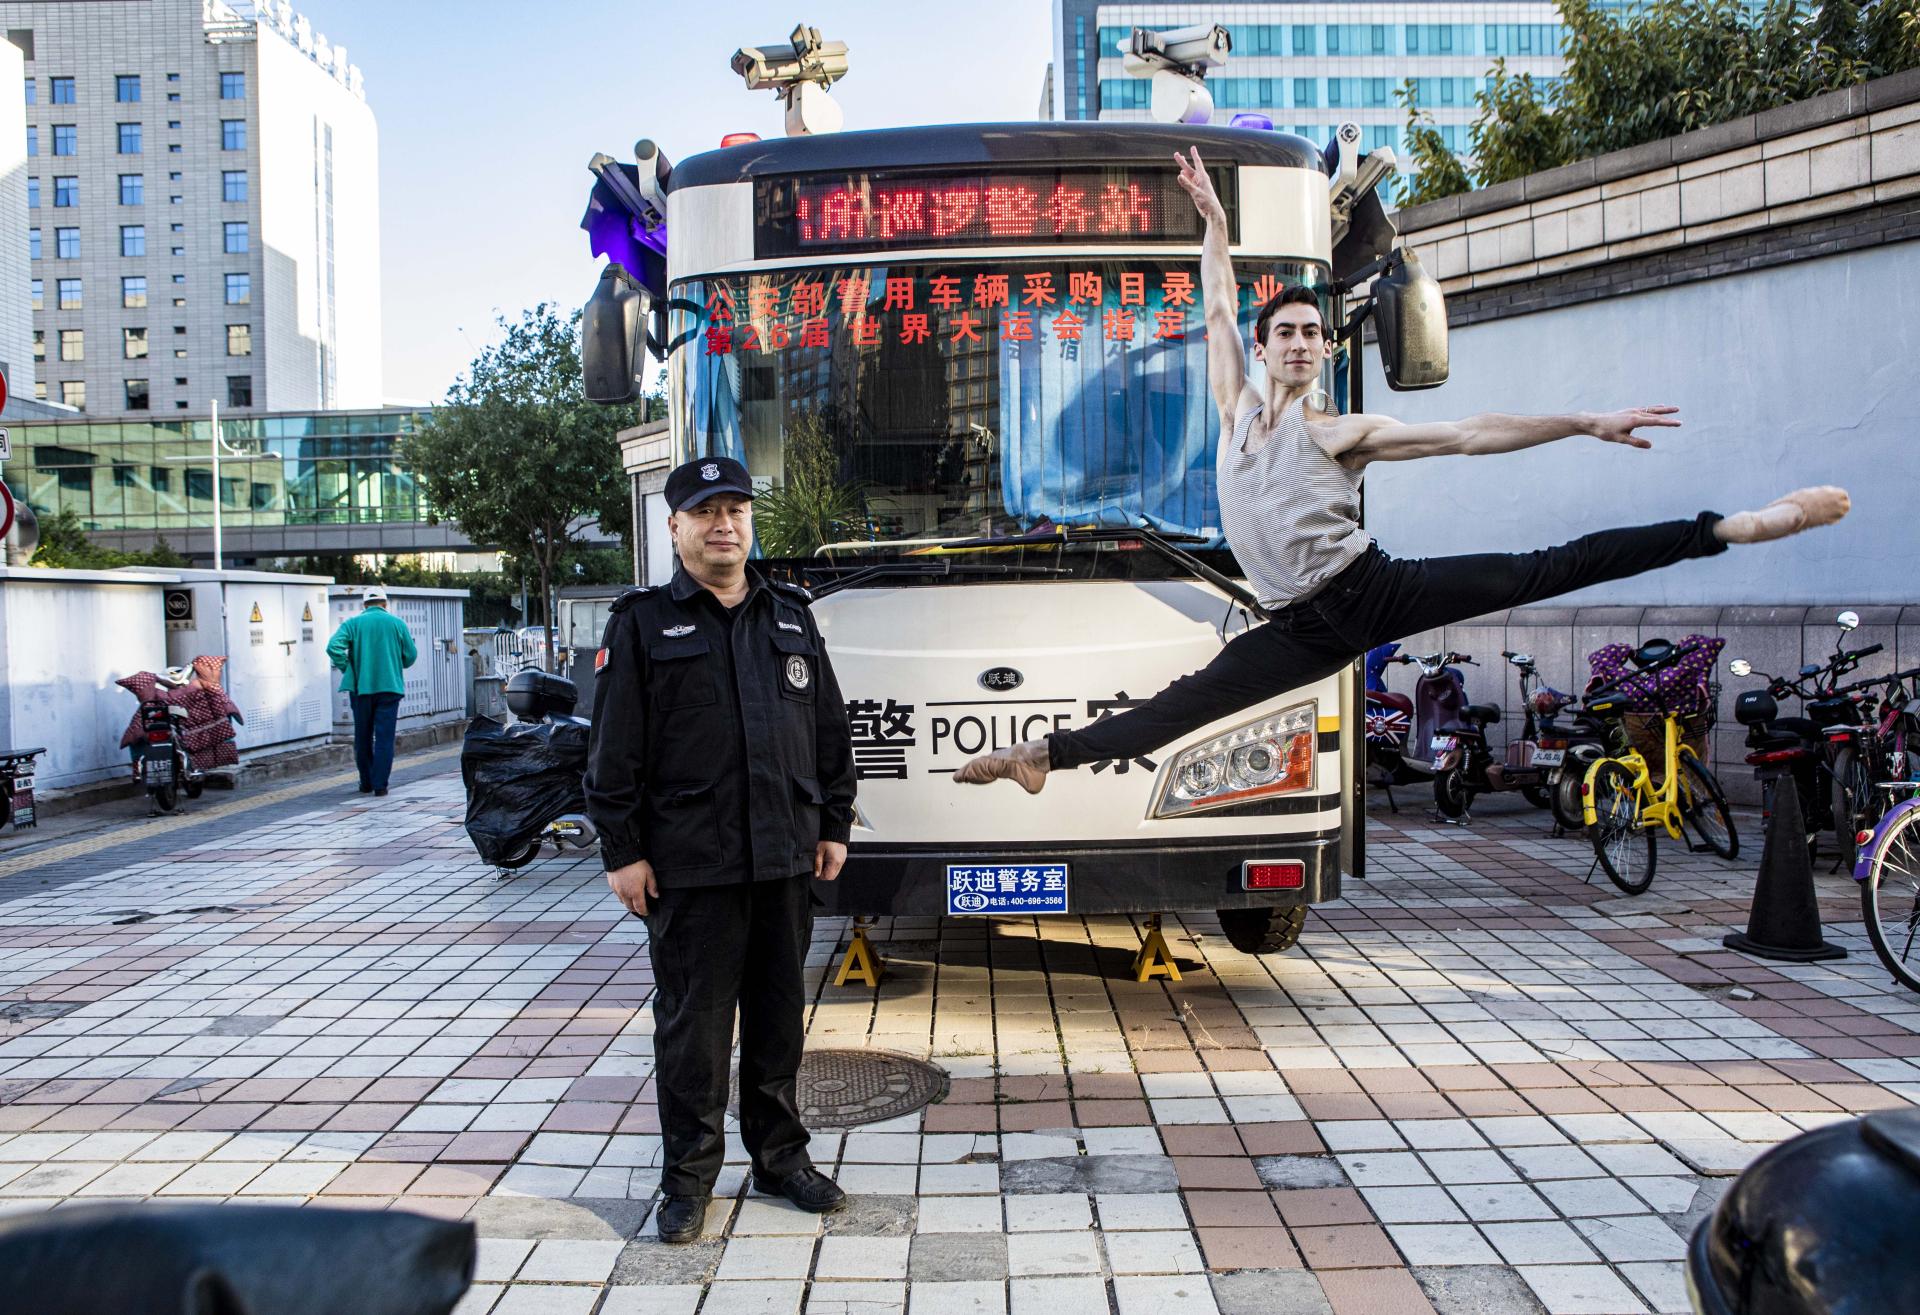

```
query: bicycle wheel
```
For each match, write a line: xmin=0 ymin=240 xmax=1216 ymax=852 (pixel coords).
xmin=1861 ymin=806 xmax=1920 ymax=995
xmin=1678 ymin=753 xmax=1739 ymax=860
xmin=1831 ymin=746 xmax=1874 ymax=869
xmin=1589 ymin=760 xmax=1656 ymax=894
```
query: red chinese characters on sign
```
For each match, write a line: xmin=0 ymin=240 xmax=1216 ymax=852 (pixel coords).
xmin=973 ymin=274 xmax=1009 ymax=309
xmin=929 ymin=276 xmax=963 ymax=311
xmin=1068 ymin=272 xmax=1103 ymax=305
xmin=1002 ymin=310 xmax=1034 ymax=342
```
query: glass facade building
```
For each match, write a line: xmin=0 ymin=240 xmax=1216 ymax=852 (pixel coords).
xmin=7 ymin=407 xmax=430 ymax=537
xmin=1050 ymin=2 xmax=1612 ymax=183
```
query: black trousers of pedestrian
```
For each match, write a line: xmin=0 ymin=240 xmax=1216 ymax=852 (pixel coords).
xmin=1051 ymin=514 xmax=1728 ymax=769
xmin=645 ymin=875 xmax=813 ymax=1197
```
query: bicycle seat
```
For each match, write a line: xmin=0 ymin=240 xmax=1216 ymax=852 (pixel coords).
xmin=1465 ymin=704 xmax=1502 ymax=725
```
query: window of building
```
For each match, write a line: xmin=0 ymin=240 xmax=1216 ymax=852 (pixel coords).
xmin=124 ymin=379 xmax=149 ymax=411
xmin=226 ymin=375 xmax=251 ymax=407
xmin=27 ymin=227 xmax=38 ymax=260
xmin=185 ymin=468 xmax=211 ymax=500
xmin=1293 ymin=77 xmax=1316 ymax=108
xmin=114 ymin=467 xmax=140 ymax=489
xmin=1366 ymin=77 xmax=1388 ymax=107
xmin=1372 ymin=24 xmax=1387 ymax=52
xmin=169 ymin=171 xmax=181 ymax=181
xmin=170 ymin=245 xmax=183 ymax=256
xmin=1291 ymin=24 xmax=1315 ymax=54
xmin=150 ymin=466 xmax=171 ymax=492
xmin=60 ymin=380 xmax=84 ymax=409
xmin=175 ymin=348 xmax=186 ymax=359
xmin=118 ymin=172 xmax=142 ymax=205
xmin=1326 ymin=25 xmax=1339 ymax=53
xmin=224 ymin=272 xmax=249 ymax=304
xmin=51 ymin=123 xmax=76 ymax=155
xmin=26 ymin=178 xmax=38 ymax=208
xmin=169 ymin=222 xmax=182 ymax=233
xmin=59 ymin=328 xmax=82 ymax=361
xmin=174 ymin=325 xmax=186 ymax=335
xmin=220 ymin=119 xmax=245 ymax=151
xmin=32 ymin=330 xmax=43 ymax=361
xmin=119 ymin=224 xmax=144 ymax=257
xmin=22 ymin=79 xmax=33 ymax=105
xmin=172 ymin=273 xmax=185 ymax=284
xmin=250 ymin=483 xmax=272 ymax=511
xmin=220 ymin=71 xmax=245 ymax=100
xmin=117 ymin=122 xmax=141 ymax=153
xmin=168 ymin=143 xmax=181 ymax=154
xmin=33 ymin=382 xmax=45 ymax=401
xmin=56 ymin=276 xmax=79 ymax=308
xmin=122 ymin=275 xmax=146 ymax=308
xmin=116 ymin=74 xmax=140 ymax=102
xmin=226 ymin=324 xmax=251 ymax=356
xmin=174 ymin=400 xmax=188 ymax=409
xmin=223 ymin=221 xmax=248 ymax=254
xmin=30 ymin=278 xmax=42 ymax=310
xmin=23 ymin=126 xmax=35 ymax=157
xmin=53 ymin=175 xmax=76 ymax=206
xmin=167 ymin=92 xmax=180 ymax=102
xmin=166 ymin=73 xmax=180 ymax=82
xmin=222 ymin=170 xmax=247 ymax=202
xmin=170 ymin=194 xmax=182 ymax=203
xmin=50 ymin=77 xmax=74 ymax=104
xmin=124 ymin=326 xmax=147 ymax=359
xmin=55 ymin=226 xmax=77 ymax=258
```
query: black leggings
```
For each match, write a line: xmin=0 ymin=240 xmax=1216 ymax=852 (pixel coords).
xmin=1049 ymin=514 xmax=1727 ymax=770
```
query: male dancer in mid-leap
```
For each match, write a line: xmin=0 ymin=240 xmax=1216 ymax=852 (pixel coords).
xmin=955 ymin=147 xmax=1850 ymax=793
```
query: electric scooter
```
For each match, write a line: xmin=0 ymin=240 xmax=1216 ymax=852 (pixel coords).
xmin=1431 ymin=652 xmax=1567 ymax=819
xmin=1364 ymin=643 xmax=1420 ymax=810
xmin=1400 ymin=651 xmax=1497 ymax=818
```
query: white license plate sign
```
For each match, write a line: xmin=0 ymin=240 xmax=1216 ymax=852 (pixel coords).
xmin=147 ymin=758 xmax=173 ymax=783
xmin=1530 ymin=749 xmax=1565 ymax=767
xmin=948 ymin=864 xmax=1068 ymax=915
xmin=1430 ymin=736 xmax=1456 ymax=753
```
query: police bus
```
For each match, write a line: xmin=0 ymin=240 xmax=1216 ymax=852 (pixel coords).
xmin=573 ymin=24 xmax=1447 ymax=957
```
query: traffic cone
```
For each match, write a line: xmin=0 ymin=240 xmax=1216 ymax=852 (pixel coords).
xmin=1723 ymin=772 xmax=1846 ymax=962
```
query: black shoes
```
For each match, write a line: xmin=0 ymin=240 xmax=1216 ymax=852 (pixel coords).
xmin=358 ymin=784 xmax=373 ymax=794
xmin=374 ymin=787 xmax=388 ymax=797
xmin=752 ymin=1166 xmax=847 ymax=1213
xmin=655 ymin=1194 xmax=709 ymax=1243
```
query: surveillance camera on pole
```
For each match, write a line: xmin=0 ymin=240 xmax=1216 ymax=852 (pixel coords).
xmin=1120 ymin=23 xmax=1231 ymax=125
xmin=732 ymin=23 xmax=850 ymax=137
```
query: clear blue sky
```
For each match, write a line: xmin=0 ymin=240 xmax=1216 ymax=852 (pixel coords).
xmin=296 ymin=1 xmax=1056 ymax=404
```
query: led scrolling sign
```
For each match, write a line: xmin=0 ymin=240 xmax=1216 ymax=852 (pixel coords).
xmin=754 ymin=167 xmax=1240 ymax=257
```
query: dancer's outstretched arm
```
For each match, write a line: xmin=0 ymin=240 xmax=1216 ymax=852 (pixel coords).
xmin=1322 ymin=405 xmax=1681 ymax=466
xmin=1175 ymin=148 xmax=1256 ymax=431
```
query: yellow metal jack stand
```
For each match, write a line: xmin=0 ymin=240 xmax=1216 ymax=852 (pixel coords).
xmin=1131 ymin=916 xmax=1182 ymax=983
xmin=834 ymin=916 xmax=886 ymax=988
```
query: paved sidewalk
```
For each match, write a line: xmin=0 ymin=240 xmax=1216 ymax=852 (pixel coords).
xmin=0 ymin=769 xmax=1913 ymax=1315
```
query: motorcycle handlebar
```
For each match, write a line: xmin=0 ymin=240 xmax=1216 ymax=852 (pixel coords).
xmin=1848 ymin=644 xmax=1885 ymax=662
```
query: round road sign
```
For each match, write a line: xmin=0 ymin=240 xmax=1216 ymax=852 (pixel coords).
xmin=0 ymin=481 xmax=13 ymax=543
xmin=0 ymin=366 xmax=11 ymax=415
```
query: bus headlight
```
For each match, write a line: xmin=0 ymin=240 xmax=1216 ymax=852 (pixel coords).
xmin=1150 ymin=700 xmax=1317 ymax=818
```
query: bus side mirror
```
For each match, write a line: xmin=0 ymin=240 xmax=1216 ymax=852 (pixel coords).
xmin=1373 ymin=250 xmax=1449 ymax=391
xmin=582 ymin=263 xmax=649 ymax=404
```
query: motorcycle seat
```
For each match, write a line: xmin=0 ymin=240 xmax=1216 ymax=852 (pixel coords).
xmin=1465 ymin=704 xmax=1502 ymax=725
xmin=1748 ymin=718 xmax=1818 ymax=752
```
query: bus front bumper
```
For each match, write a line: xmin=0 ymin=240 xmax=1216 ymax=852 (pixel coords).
xmin=817 ymin=831 xmax=1342 ymax=917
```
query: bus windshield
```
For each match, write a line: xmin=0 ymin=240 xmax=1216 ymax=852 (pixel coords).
xmin=671 ymin=258 xmax=1327 ymax=558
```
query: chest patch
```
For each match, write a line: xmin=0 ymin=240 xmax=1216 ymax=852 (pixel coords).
xmin=784 ymin=654 xmax=811 ymax=692
xmin=662 ymin=624 xmax=696 ymax=637
xmin=777 ymin=620 xmax=803 ymax=633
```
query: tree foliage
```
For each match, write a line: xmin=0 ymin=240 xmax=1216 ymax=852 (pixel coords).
xmin=1406 ymin=0 xmax=1920 ymax=201
xmin=399 ymin=304 xmax=652 ymax=664
xmin=1397 ymin=82 xmax=1474 ymax=206
xmin=27 ymin=508 xmax=187 ymax=570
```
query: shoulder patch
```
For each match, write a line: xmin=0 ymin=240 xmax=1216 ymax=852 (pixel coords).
xmin=608 ymin=585 xmax=656 ymax=615
xmin=769 ymin=579 xmax=815 ymax=605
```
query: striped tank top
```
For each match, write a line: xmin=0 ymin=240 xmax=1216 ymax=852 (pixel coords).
xmin=1218 ymin=398 xmax=1371 ymax=608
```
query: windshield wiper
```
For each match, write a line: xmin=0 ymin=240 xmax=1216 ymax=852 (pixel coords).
xmin=767 ymin=560 xmax=1072 ymax=600
xmin=933 ymin=526 xmax=1271 ymax=621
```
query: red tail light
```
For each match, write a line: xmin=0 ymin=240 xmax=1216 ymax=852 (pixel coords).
xmin=1746 ymin=748 xmax=1808 ymax=765
xmin=1538 ymin=738 xmax=1567 ymax=750
xmin=1858 ymin=829 xmax=1875 ymax=848
xmin=1827 ymin=732 xmax=1852 ymax=743
xmin=1243 ymin=861 xmax=1305 ymax=890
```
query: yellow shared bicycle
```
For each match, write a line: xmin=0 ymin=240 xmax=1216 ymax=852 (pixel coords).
xmin=1582 ymin=640 xmax=1740 ymax=894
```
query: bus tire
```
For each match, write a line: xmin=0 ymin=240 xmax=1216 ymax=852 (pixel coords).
xmin=1216 ymin=905 xmax=1307 ymax=954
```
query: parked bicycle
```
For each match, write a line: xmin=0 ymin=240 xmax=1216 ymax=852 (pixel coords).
xmin=1582 ymin=638 xmax=1740 ymax=894
xmin=1854 ymin=780 xmax=1920 ymax=994
xmin=1829 ymin=661 xmax=1920 ymax=867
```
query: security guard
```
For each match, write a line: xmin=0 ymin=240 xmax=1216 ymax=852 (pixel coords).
xmin=584 ymin=456 xmax=857 ymax=1244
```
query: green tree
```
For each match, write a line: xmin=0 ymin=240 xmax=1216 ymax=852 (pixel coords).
xmin=1471 ymin=59 xmax=1575 ymax=186
xmin=400 ymin=304 xmax=649 ymax=667
xmin=1396 ymin=82 xmax=1473 ymax=206
xmin=28 ymin=507 xmax=186 ymax=569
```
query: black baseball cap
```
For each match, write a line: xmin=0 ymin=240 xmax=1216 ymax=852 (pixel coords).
xmin=665 ymin=456 xmax=755 ymax=512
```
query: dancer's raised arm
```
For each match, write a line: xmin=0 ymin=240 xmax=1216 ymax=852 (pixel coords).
xmin=1175 ymin=148 xmax=1251 ymax=430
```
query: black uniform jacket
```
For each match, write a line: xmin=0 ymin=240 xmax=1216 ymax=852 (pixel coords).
xmin=584 ymin=567 xmax=857 ymax=887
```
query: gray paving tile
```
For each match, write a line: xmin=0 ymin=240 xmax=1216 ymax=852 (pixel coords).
xmin=1251 ymin=1157 xmax=1349 ymax=1190
xmin=909 ymin=1232 xmax=1012 ymax=1282
xmin=825 ymin=1193 xmax=918 ymax=1237
xmin=1209 ymin=1271 xmax=1332 ymax=1315
xmin=1001 ymin=1156 xmax=1177 ymax=1196
xmin=608 ymin=1238 xmax=725 ymax=1287
xmin=1414 ymin=1265 xmax=1550 ymax=1315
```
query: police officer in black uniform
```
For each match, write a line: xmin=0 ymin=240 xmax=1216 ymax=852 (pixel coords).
xmin=585 ymin=456 xmax=857 ymax=1243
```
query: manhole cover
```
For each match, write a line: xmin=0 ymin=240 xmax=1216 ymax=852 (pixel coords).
xmin=732 ymin=1048 xmax=948 ymax=1129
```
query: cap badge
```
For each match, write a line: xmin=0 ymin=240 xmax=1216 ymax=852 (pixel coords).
xmin=700 ymin=462 xmax=720 ymax=481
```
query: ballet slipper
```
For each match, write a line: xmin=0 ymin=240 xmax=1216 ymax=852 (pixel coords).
xmin=951 ymin=740 xmax=1050 ymax=794
xmin=1714 ymin=485 xmax=1851 ymax=544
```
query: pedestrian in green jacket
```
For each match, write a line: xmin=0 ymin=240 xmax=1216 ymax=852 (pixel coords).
xmin=327 ymin=588 xmax=417 ymax=796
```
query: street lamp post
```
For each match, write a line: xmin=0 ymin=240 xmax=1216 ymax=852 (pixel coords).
xmin=166 ymin=398 xmax=253 ymax=569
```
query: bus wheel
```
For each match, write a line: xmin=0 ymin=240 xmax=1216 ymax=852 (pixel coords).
xmin=1216 ymin=905 xmax=1308 ymax=954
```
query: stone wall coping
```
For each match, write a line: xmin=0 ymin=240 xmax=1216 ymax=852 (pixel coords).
xmin=1396 ymin=66 xmax=1920 ymax=233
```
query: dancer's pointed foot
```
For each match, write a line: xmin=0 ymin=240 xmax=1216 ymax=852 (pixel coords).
xmin=1715 ymin=486 xmax=1851 ymax=544
xmin=952 ymin=739 xmax=1051 ymax=794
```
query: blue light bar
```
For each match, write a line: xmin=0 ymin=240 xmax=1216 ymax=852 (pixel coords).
xmin=1230 ymin=113 xmax=1273 ymax=131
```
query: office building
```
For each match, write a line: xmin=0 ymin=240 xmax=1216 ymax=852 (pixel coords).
xmin=2 ymin=0 xmax=380 ymax=419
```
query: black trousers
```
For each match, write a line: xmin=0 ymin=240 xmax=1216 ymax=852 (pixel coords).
xmin=1051 ymin=514 xmax=1727 ymax=769
xmin=645 ymin=875 xmax=813 ymax=1196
